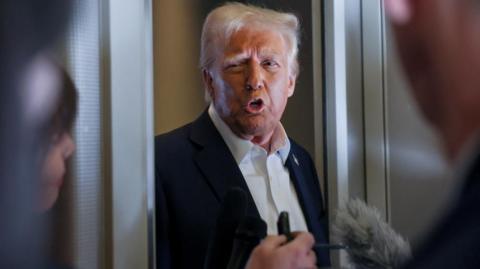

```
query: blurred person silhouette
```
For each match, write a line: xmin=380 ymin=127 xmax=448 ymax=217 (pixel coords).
xmin=386 ymin=0 xmax=480 ymax=268
xmin=0 ymin=0 xmax=72 ymax=268
xmin=39 ymin=62 xmax=78 ymax=269
xmin=38 ymin=65 xmax=77 ymax=213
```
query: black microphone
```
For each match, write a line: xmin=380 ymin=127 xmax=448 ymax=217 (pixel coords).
xmin=277 ymin=211 xmax=346 ymax=253
xmin=277 ymin=211 xmax=294 ymax=242
xmin=226 ymin=216 xmax=267 ymax=269
xmin=204 ymin=188 xmax=248 ymax=269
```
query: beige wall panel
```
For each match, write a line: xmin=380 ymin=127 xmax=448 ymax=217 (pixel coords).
xmin=153 ymin=0 xmax=205 ymax=135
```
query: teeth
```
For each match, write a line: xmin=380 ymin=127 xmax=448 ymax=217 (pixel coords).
xmin=251 ymin=99 xmax=262 ymax=105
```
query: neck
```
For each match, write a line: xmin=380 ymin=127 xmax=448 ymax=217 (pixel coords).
xmin=251 ymin=131 xmax=274 ymax=153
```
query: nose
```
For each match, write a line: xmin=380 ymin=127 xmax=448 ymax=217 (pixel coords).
xmin=245 ymin=61 xmax=264 ymax=91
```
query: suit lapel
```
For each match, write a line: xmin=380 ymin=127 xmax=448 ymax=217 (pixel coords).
xmin=285 ymin=150 xmax=321 ymax=236
xmin=190 ymin=110 xmax=260 ymax=217
xmin=286 ymin=147 xmax=331 ymax=265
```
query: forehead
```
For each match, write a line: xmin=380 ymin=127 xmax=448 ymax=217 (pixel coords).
xmin=223 ymin=28 xmax=288 ymax=57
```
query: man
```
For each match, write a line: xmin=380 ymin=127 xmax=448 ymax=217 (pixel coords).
xmin=386 ymin=0 xmax=480 ymax=267
xmin=155 ymin=3 xmax=329 ymax=268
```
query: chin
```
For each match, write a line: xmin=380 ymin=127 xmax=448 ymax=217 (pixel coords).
xmin=39 ymin=188 xmax=60 ymax=212
xmin=242 ymin=122 xmax=272 ymax=138
xmin=236 ymin=113 xmax=276 ymax=137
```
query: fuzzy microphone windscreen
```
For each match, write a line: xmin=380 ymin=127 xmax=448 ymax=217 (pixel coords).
xmin=333 ymin=198 xmax=412 ymax=269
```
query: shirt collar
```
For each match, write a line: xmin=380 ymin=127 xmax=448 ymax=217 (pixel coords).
xmin=208 ymin=104 xmax=291 ymax=164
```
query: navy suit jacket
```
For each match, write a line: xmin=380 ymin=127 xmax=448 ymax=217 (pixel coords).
xmin=155 ymin=110 xmax=330 ymax=269
xmin=402 ymin=151 xmax=480 ymax=268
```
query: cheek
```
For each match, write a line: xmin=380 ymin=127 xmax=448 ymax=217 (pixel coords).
xmin=41 ymin=153 xmax=64 ymax=183
xmin=41 ymin=155 xmax=54 ymax=182
xmin=214 ymin=79 xmax=243 ymax=111
xmin=268 ymin=81 xmax=290 ymax=112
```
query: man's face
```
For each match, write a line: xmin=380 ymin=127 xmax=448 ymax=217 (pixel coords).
xmin=205 ymin=28 xmax=295 ymax=141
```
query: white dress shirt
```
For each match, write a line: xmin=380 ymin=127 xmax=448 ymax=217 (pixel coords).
xmin=208 ymin=105 xmax=308 ymax=235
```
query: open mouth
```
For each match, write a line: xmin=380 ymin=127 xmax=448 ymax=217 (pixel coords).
xmin=245 ymin=98 xmax=265 ymax=114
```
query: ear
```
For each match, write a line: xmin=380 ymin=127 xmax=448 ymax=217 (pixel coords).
xmin=287 ymin=75 xmax=296 ymax=97
xmin=202 ymin=69 xmax=215 ymax=100
xmin=385 ymin=0 xmax=412 ymax=25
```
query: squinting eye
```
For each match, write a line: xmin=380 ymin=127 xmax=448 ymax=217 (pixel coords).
xmin=263 ymin=60 xmax=279 ymax=68
xmin=225 ymin=63 xmax=244 ymax=72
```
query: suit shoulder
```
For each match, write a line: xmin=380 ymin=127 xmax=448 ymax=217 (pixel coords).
xmin=154 ymin=123 xmax=197 ymax=162
xmin=155 ymin=123 xmax=192 ymax=147
xmin=154 ymin=123 xmax=197 ymax=174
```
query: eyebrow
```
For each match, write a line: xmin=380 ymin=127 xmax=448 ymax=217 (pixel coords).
xmin=258 ymin=48 xmax=282 ymax=58
xmin=223 ymin=52 xmax=249 ymax=64
xmin=223 ymin=49 xmax=282 ymax=64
